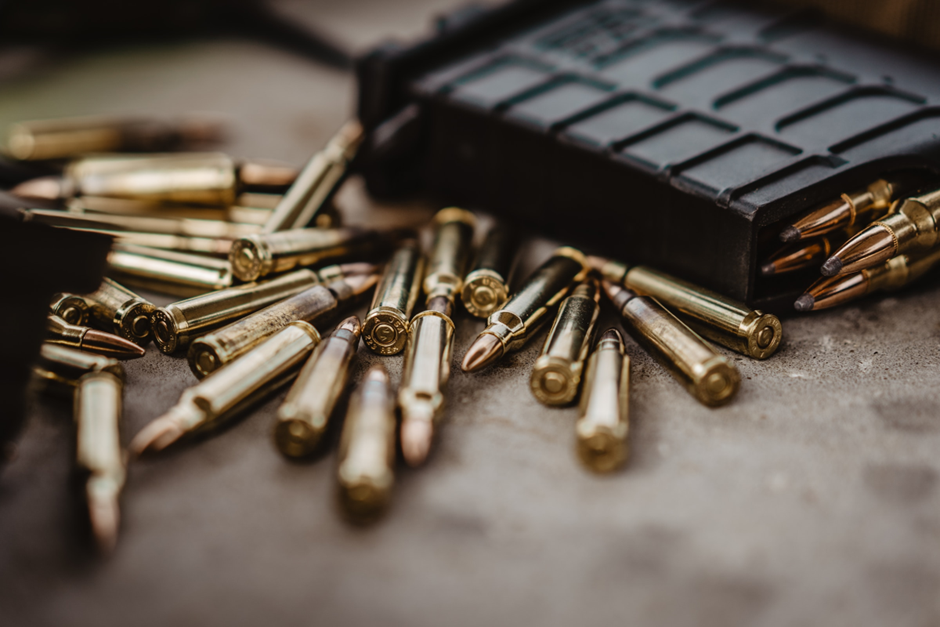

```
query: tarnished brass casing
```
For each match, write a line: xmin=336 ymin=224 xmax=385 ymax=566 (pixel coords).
xmin=576 ymin=329 xmax=630 ymax=473
xmin=229 ymin=227 xmax=381 ymax=282
xmin=275 ymin=316 xmax=361 ymax=458
xmin=50 ymin=293 xmax=90 ymax=326
xmin=606 ymin=284 xmax=739 ymax=407
xmin=152 ymin=268 xmax=329 ymax=354
xmin=262 ymin=120 xmax=363 ymax=233
xmin=107 ymin=244 xmax=233 ymax=297
xmin=82 ymin=278 xmax=156 ymax=346
xmin=398 ymin=310 xmax=455 ymax=427
xmin=594 ymin=258 xmax=781 ymax=360
xmin=423 ymin=208 xmax=476 ymax=302
xmin=363 ymin=242 xmax=424 ymax=355
xmin=461 ymin=225 xmax=518 ymax=318
xmin=187 ymin=279 xmax=351 ymax=378
xmin=530 ymin=280 xmax=600 ymax=406
xmin=337 ymin=364 xmax=396 ymax=523
xmin=32 ymin=344 xmax=124 ymax=396
xmin=479 ymin=246 xmax=587 ymax=354
xmin=872 ymin=188 xmax=940 ymax=255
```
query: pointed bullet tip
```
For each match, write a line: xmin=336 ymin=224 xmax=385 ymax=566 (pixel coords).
xmin=461 ymin=334 xmax=503 ymax=372
xmin=129 ymin=416 xmax=186 ymax=456
xmin=820 ymin=257 xmax=842 ymax=277
xmin=794 ymin=294 xmax=815 ymax=312
xmin=760 ymin=262 xmax=776 ymax=277
xmin=83 ymin=329 xmax=146 ymax=359
xmin=87 ymin=491 xmax=120 ymax=555
xmin=400 ymin=417 xmax=433 ymax=467
xmin=779 ymin=226 xmax=800 ymax=243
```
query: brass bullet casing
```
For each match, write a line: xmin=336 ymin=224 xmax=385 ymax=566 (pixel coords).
xmin=107 ymin=243 xmax=233 ymax=297
xmin=871 ymin=188 xmax=940 ymax=254
xmin=187 ymin=278 xmax=354 ymax=378
xmin=46 ymin=314 xmax=145 ymax=359
xmin=50 ymin=292 xmax=91 ymax=326
xmin=275 ymin=316 xmax=361 ymax=458
xmin=32 ymin=344 xmax=124 ymax=397
xmin=423 ymin=207 xmax=476 ymax=303
xmin=152 ymin=267 xmax=339 ymax=355
xmin=604 ymin=282 xmax=740 ymax=407
xmin=230 ymin=226 xmax=386 ymax=283
xmin=530 ymin=280 xmax=600 ymax=406
xmin=81 ymin=278 xmax=156 ymax=346
xmin=461 ymin=224 xmax=519 ymax=318
xmin=3 ymin=114 xmax=224 ymax=161
xmin=262 ymin=120 xmax=364 ymax=233
xmin=131 ymin=322 xmax=321 ymax=454
xmin=26 ymin=207 xmax=260 ymax=240
xmin=337 ymin=364 xmax=396 ymax=523
xmin=70 ymin=195 xmax=274 ymax=227
xmin=74 ymin=370 xmax=126 ymax=554
xmin=576 ymin=329 xmax=630 ymax=473
xmin=363 ymin=242 xmax=424 ymax=355
xmin=593 ymin=258 xmax=782 ymax=360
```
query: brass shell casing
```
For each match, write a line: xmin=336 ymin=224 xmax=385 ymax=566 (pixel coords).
xmin=423 ymin=207 xmax=476 ymax=303
xmin=596 ymin=259 xmax=781 ymax=360
xmin=187 ymin=281 xmax=344 ymax=378
xmin=25 ymin=207 xmax=260 ymax=241
xmin=50 ymin=293 xmax=90 ymax=326
xmin=70 ymin=195 xmax=274 ymax=226
xmin=363 ymin=242 xmax=424 ymax=355
xmin=276 ymin=319 xmax=361 ymax=458
xmin=107 ymin=244 xmax=233 ymax=297
xmin=152 ymin=268 xmax=324 ymax=354
xmin=461 ymin=225 xmax=518 ymax=318
xmin=32 ymin=344 xmax=124 ymax=396
xmin=74 ymin=371 xmax=125 ymax=525
xmin=530 ymin=281 xmax=600 ymax=406
xmin=82 ymin=278 xmax=156 ymax=346
xmin=229 ymin=227 xmax=376 ymax=282
xmin=874 ymin=188 xmax=940 ymax=255
xmin=337 ymin=365 xmax=396 ymax=523
xmin=398 ymin=310 xmax=455 ymax=425
xmin=613 ymin=292 xmax=740 ymax=407
xmin=46 ymin=314 xmax=88 ymax=349
xmin=576 ymin=330 xmax=630 ymax=473
xmin=66 ymin=152 xmax=239 ymax=206
xmin=480 ymin=246 xmax=588 ymax=354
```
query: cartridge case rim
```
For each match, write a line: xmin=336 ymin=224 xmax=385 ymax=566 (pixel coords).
xmin=742 ymin=312 xmax=783 ymax=360
xmin=691 ymin=355 xmax=740 ymax=407
xmin=274 ymin=418 xmax=321 ymax=458
xmin=576 ymin=425 xmax=629 ymax=473
xmin=461 ymin=268 xmax=510 ymax=317
xmin=151 ymin=307 xmax=186 ymax=354
xmin=363 ymin=307 xmax=410 ymax=355
xmin=433 ymin=206 xmax=477 ymax=227
xmin=116 ymin=300 xmax=156 ymax=346
xmin=530 ymin=355 xmax=582 ymax=406
xmin=229 ymin=235 xmax=270 ymax=283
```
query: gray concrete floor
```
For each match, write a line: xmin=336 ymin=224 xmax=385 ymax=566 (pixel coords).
xmin=1 ymin=2 xmax=939 ymax=626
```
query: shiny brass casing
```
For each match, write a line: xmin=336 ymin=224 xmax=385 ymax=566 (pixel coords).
xmin=423 ymin=207 xmax=476 ymax=303
xmin=32 ymin=344 xmax=124 ymax=396
xmin=398 ymin=310 xmax=455 ymax=426
xmin=25 ymin=207 xmax=260 ymax=240
xmin=363 ymin=242 xmax=424 ymax=355
xmin=262 ymin=120 xmax=363 ymax=233
xmin=275 ymin=317 xmax=361 ymax=457
xmin=187 ymin=280 xmax=348 ymax=378
xmin=873 ymin=188 xmax=940 ymax=255
xmin=229 ymin=227 xmax=376 ymax=282
xmin=82 ymin=278 xmax=156 ymax=346
xmin=337 ymin=365 xmax=396 ymax=523
xmin=596 ymin=259 xmax=781 ymax=360
xmin=461 ymin=225 xmax=518 ymax=318
xmin=50 ymin=293 xmax=90 ymax=326
xmin=152 ymin=268 xmax=325 ymax=354
xmin=479 ymin=246 xmax=588 ymax=354
xmin=70 ymin=195 xmax=273 ymax=226
xmin=610 ymin=288 xmax=740 ymax=407
xmin=46 ymin=314 xmax=89 ymax=349
xmin=107 ymin=244 xmax=233 ymax=297
xmin=576 ymin=330 xmax=630 ymax=473
xmin=530 ymin=281 xmax=600 ymax=406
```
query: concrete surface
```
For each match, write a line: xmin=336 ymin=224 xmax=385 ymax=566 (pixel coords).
xmin=1 ymin=2 xmax=939 ymax=626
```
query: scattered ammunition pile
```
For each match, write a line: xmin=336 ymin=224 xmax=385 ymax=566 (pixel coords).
xmin=35 ymin=114 xmax=940 ymax=555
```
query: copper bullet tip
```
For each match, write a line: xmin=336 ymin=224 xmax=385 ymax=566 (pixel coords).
xmin=400 ymin=414 xmax=434 ymax=467
xmin=794 ymin=294 xmax=815 ymax=312
xmin=11 ymin=175 xmax=64 ymax=200
xmin=130 ymin=414 xmax=188 ymax=456
xmin=778 ymin=226 xmax=800 ymax=243
xmin=760 ymin=262 xmax=777 ymax=277
xmin=824 ymin=224 xmax=898 ymax=276
xmin=820 ymin=257 xmax=842 ymax=277
xmin=461 ymin=333 xmax=503 ymax=372
xmin=87 ymin=487 xmax=120 ymax=555
xmin=346 ymin=273 xmax=380 ymax=296
xmin=338 ymin=315 xmax=362 ymax=338
xmin=82 ymin=329 xmax=146 ymax=359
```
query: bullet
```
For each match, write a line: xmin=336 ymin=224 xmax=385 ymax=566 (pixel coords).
xmin=69 ymin=195 xmax=274 ymax=226
xmin=462 ymin=247 xmax=588 ymax=372
xmin=229 ymin=226 xmax=399 ymax=283
xmin=336 ymin=364 xmax=396 ymax=523
xmin=779 ymin=179 xmax=895 ymax=243
xmin=576 ymin=329 xmax=630 ymax=473
xmin=795 ymin=246 xmax=940 ymax=312
xmin=761 ymin=232 xmax=851 ymax=277
xmin=32 ymin=343 xmax=124 ymax=397
xmin=422 ymin=207 xmax=476 ymax=303
xmin=362 ymin=241 xmax=424 ymax=355
xmin=602 ymin=281 xmax=739 ymax=407
xmin=590 ymin=256 xmax=781 ymax=360
xmin=107 ymin=243 xmax=233 ymax=297
xmin=50 ymin=292 xmax=90 ymax=326
xmin=187 ymin=274 xmax=376 ymax=379
xmin=529 ymin=279 xmax=600 ymax=406
xmin=12 ymin=152 xmax=297 ymax=206
xmin=822 ymin=188 xmax=940 ymax=277
xmin=152 ymin=264 xmax=372 ymax=354
xmin=131 ymin=321 xmax=321 ymax=455
xmin=26 ymin=207 xmax=261 ymax=240
xmin=72 ymin=278 xmax=156 ymax=346
xmin=461 ymin=224 xmax=519 ymax=318
xmin=262 ymin=120 xmax=363 ymax=233
xmin=74 ymin=370 xmax=126 ymax=554
xmin=46 ymin=314 xmax=145 ymax=360
xmin=3 ymin=114 xmax=225 ymax=161
xmin=275 ymin=316 xmax=361 ymax=458
xmin=82 ymin=229 xmax=235 ymax=256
